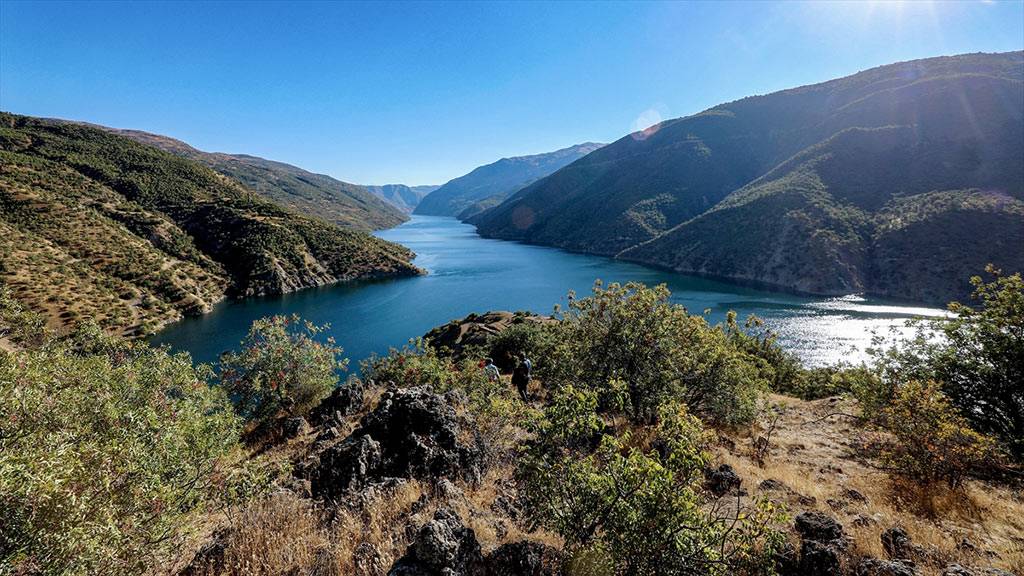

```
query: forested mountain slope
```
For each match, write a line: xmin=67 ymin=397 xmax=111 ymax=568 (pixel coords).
xmin=414 ymin=142 xmax=604 ymax=217
xmin=474 ymin=52 xmax=1024 ymax=302
xmin=105 ymin=128 xmax=407 ymax=231
xmin=0 ymin=113 xmax=419 ymax=336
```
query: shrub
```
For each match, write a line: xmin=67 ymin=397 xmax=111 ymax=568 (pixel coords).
xmin=879 ymin=380 xmax=998 ymax=489
xmin=546 ymin=282 xmax=768 ymax=426
xmin=486 ymin=319 xmax=559 ymax=374
xmin=872 ymin=267 xmax=1024 ymax=460
xmin=219 ymin=314 xmax=345 ymax=425
xmin=0 ymin=325 xmax=239 ymax=574
xmin=520 ymin=399 xmax=785 ymax=575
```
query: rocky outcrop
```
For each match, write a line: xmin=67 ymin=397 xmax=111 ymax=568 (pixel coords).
xmin=389 ymin=507 xmax=486 ymax=576
xmin=310 ymin=381 xmax=365 ymax=426
xmin=704 ymin=463 xmax=742 ymax=497
xmin=423 ymin=311 xmax=553 ymax=366
xmin=792 ymin=511 xmax=847 ymax=575
xmin=855 ymin=558 xmax=919 ymax=576
xmin=389 ymin=508 xmax=562 ymax=576
xmin=311 ymin=386 xmax=482 ymax=499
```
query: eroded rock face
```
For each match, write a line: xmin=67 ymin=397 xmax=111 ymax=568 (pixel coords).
xmin=389 ymin=507 xmax=485 ymax=576
xmin=311 ymin=386 xmax=482 ymax=499
xmin=881 ymin=527 xmax=913 ymax=560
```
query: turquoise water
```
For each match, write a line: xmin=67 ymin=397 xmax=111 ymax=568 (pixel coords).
xmin=150 ymin=216 xmax=944 ymax=367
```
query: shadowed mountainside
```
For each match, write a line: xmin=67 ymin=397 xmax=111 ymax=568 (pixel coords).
xmin=473 ymin=52 xmax=1024 ymax=303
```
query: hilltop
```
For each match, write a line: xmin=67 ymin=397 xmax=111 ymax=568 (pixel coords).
xmin=414 ymin=142 xmax=605 ymax=218
xmin=103 ymin=128 xmax=408 ymax=231
xmin=0 ymin=113 xmax=419 ymax=336
xmin=473 ymin=52 xmax=1024 ymax=304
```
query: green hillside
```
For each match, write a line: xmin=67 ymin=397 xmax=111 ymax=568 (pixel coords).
xmin=414 ymin=142 xmax=604 ymax=217
xmin=104 ymin=128 xmax=407 ymax=231
xmin=474 ymin=52 xmax=1024 ymax=302
xmin=0 ymin=113 xmax=419 ymax=336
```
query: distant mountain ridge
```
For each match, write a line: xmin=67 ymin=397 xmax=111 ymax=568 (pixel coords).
xmin=473 ymin=52 xmax=1024 ymax=303
xmin=414 ymin=142 xmax=605 ymax=218
xmin=100 ymin=127 xmax=407 ymax=231
xmin=0 ymin=113 xmax=419 ymax=336
xmin=363 ymin=184 xmax=439 ymax=213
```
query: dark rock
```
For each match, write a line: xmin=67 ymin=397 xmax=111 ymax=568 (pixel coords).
xmin=312 ymin=386 xmax=482 ymax=498
xmin=799 ymin=539 xmax=843 ymax=575
xmin=312 ymin=435 xmax=383 ymax=497
xmin=486 ymin=541 xmax=562 ymax=576
xmin=705 ymin=464 xmax=742 ymax=496
xmin=856 ymin=558 xmax=920 ymax=576
xmin=881 ymin=527 xmax=912 ymax=560
xmin=311 ymin=381 xmax=365 ymax=425
xmin=180 ymin=529 xmax=230 ymax=576
xmin=798 ymin=495 xmax=818 ymax=506
xmin=942 ymin=566 xmax=1015 ymax=576
xmin=852 ymin=514 xmax=877 ymax=527
xmin=282 ymin=416 xmax=310 ymax=439
xmin=773 ymin=541 xmax=800 ymax=576
xmin=845 ymin=488 xmax=867 ymax=502
xmin=795 ymin=511 xmax=845 ymax=543
xmin=759 ymin=479 xmax=787 ymax=491
xmin=826 ymin=498 xmax=847 ymax=511
xmin=389 ymin=507 xmax=485 ymax=576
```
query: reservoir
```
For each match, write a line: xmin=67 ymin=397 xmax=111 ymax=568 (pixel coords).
xmin=151 ymin=216 xmax=945 ymax=368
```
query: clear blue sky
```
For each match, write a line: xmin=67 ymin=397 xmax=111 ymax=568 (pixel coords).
xmin=2 ymin=1 xmax=1022 ymax=185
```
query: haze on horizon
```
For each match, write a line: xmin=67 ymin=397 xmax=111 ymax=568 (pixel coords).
xmin=1 ymin=0 xmax=1022 ymax=185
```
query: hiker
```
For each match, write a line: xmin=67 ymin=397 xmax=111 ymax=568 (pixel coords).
xmin=512 ymin=357 xmax=530 ymax=402
xmin=483 ymin=357 xmax=500 ymax=383
xmin=520 ymin=352 xmax=532 ymax=381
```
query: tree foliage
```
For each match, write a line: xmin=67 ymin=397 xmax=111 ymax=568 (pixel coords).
xmin=544 ymin=282 xmax=767 ymax=425
xmin=0 ymin=326 xmax=239 ymax=574
xmin=873 ymin=267 xmax=1024 ymax=459
xmin=219 ymin=314 xmax=344 ymax=424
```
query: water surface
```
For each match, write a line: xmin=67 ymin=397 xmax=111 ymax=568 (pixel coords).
xmin=151 ymin=216 xmax=944 ymax=367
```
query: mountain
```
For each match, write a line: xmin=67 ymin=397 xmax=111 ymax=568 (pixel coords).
xmin=474 ymin=52 xmax=1024 ymax=303
xmin=413 ymin=142 xmax=605 ymax=218
xmin=103 ymin=128 xmax=407 ymax=231
xmin=363 ymin=184 xmax=439 ymax=213
xmin=0 ymin=113 xmax=419 ymax=336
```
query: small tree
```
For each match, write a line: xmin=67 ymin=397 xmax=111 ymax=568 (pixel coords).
xmin=874 ymin=267 xmax=1024 ymax=460
xmin=546 ymin=282 xmax=767 ymax=425
xmin=220 ymin=315 xmax=345 ymax=424
xmin=879 ymin=380 xmax=997 ymax=489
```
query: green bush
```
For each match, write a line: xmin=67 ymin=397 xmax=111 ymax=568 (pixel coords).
xmin=878 ymin=380 xmax=998 ymax=489
xmin=872 ymin=267 xmax=1024 ymax=460
xmin=0 ymin=325 xmax=239 ymax=574
xmin=545 ymin=282 xmax=768 ymax=425
xmin=219 ymin=314 xmax=344 ymax=425
xmin=520 ymin=399 xmax=786 ymax=575
xmin=486 ymin=319 xmax=559 ymax=373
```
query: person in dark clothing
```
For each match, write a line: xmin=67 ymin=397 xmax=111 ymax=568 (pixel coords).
xmin=511 ymin=358 xmax=530 ymax=402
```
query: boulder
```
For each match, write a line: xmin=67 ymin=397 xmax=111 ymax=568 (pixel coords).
xmin=312 ymin=386 xmax=482 ymax=499
xmin=313 ymin=435 xmax=383 ymax=497
xmin=282 ymin=416 xmax=310 ymax=439
xmin=389 ymin=507 xmax=485 ymax=576
xmin=310 ymin=381 xmax=365 ymax=426
xmin=856 ymin=558 xmax=920 ymax=576
xmin=705 ymin=464 xmax=742 ymax=497
xmin=881 ymin=527 xmax=913 ymax=560
xmin=486 ymin=541 xmax=562 ymax=576
xmin=792 ymin=511 xmax=847 ymax=576
xmin=795 ymin=511 xmax=845 ymax=543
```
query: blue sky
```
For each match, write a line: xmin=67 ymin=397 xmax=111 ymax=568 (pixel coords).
xmin=1 ymin=1 xmax=1022 ymax=185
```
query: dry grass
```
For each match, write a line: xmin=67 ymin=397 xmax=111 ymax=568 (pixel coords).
xmin=716 ymin=394 xmax=1024 ymax=575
